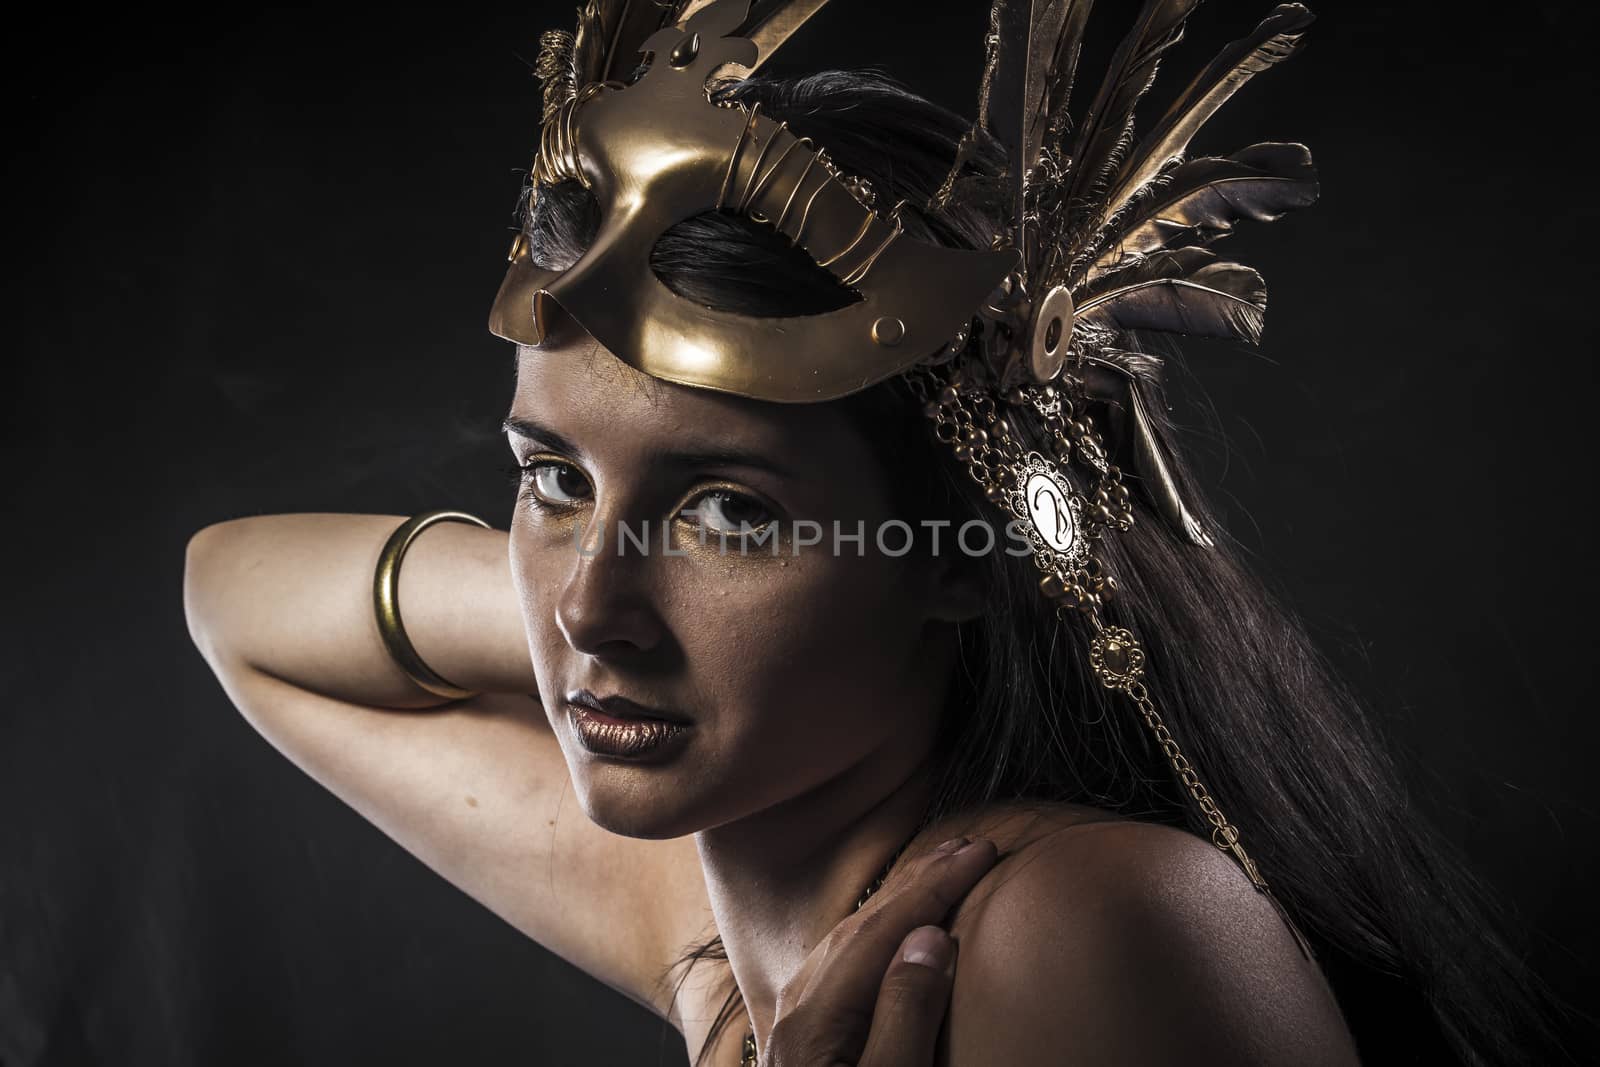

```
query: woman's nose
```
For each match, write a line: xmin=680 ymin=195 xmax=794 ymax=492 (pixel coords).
xmin=554 ymin=519 xmax=668 ymax=656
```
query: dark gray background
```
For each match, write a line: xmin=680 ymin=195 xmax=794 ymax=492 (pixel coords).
xmin=7 ymin=2 xmax=1596 ymax=1063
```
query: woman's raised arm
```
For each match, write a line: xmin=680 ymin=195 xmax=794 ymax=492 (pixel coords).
xmin=183 ymin=513 xmax=534 ymax=707
xmin=181 ymin=513 xmax=712 ymax=1023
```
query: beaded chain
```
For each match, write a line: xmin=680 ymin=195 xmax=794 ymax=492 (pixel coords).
xmin=907 ymin=353 xmax=1314 ymax=961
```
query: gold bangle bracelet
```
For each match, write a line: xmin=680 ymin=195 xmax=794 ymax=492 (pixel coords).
xmin=373 ymin=509 xmax=492 ymax=701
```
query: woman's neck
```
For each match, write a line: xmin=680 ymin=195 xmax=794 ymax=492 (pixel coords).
xmin=693 ymin=744 xmax=939 ymax=1046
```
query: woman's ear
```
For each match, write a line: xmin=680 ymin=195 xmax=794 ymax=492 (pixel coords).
xmin=926 ymin=551 xmax=986 ymax=623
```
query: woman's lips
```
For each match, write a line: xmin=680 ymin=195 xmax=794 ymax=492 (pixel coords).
xmin=565 ymin=695 xmax=691 ymax=759
xmin=564 ymin=689 xmax=692 ymax=724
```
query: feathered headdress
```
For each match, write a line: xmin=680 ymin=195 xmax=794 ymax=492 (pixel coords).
xmin=929 ymin=0 xmax=1317 ymax=550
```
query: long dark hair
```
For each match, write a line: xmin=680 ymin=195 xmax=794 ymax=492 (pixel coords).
xmin=519 ymin=70 xmax=1561 ymax=1066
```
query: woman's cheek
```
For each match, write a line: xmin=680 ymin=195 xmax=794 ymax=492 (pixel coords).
xmin=680 ymin=552 xmax=912 ymax=722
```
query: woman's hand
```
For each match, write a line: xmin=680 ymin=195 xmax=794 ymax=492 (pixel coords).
xmin=761 ymin=837 xmax=1000 ymax=1067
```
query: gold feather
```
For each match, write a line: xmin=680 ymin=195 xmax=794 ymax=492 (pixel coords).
xmin=1098 ymin=4 xmax=1314 ymax=227
xmin=929 ymin=2 xmax=1007 ymax=216
xmin=742 ymin=0 xmax=834 ymax=74
xmin=1085 ymin=142 xmax=1317 ymax=282
xmin=980 ymin=0 xmax=1094 ymax=269
xmin=1076 ymin=248 xmax=1266 ymax=344
xmin=1126 ymin=376 xmax=1213 ymax=546
xmin=1084 ymin=352 xmax=1212 ymax=546
xmin=1064 ymin=0 xmax=1202 ymax=209
xmin=1040 ymin=0 xmax=1096 ymax=145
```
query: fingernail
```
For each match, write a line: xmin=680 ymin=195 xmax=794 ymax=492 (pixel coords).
xmin=934 ymin=836 xmax=971 ymax=854
xmin=953 ymin=837 xmax=988 ymax=856
xmin=901 ymin=925 xmax=951 ymax=969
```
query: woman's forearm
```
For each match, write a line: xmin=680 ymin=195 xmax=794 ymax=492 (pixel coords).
xmin=184 ymin=513 xmax=536 ymax=707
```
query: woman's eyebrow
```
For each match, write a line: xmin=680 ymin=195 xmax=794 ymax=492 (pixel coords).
xmin=502 ymin=414 xmax=577 ymax=454
xmin=502 ymin=413 xmax=800 ymax=480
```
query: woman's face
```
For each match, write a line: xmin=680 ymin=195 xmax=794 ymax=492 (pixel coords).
xmin=505 ymin=330 xmax=974 ymax=840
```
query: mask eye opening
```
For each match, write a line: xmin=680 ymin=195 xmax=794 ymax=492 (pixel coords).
xmin=648 ymin=209 xmax=863 ymax=318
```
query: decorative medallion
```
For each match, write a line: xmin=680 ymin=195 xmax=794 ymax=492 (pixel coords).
xmin=1008 ymin=452 xmax=1088 ymax=569
xmin=1088 ymin=626 xmax=1146 ymax=689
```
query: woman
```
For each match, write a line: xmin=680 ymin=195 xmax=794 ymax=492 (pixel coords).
xmin=185 ymin=1 xmax=1558 ymax=1063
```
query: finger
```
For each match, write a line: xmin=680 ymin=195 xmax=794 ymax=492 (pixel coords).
xmin=857 ymin=925 xmax=958 ymax=1067
xmin=788 ymin=836 xmax=995 ymax=1011
xmin=785 ymin=837 xmax=996 ymax=1028
xmin=765 ymin=917 xmax=964 ymax=1067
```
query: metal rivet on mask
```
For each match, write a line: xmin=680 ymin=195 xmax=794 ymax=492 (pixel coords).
xmin=871 ymin=316 xmax=906 ymax=346
xmin=669 ymin=33 xmax=700 ymax=67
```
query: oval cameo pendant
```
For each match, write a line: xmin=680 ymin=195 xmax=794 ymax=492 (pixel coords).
xmin=1008 ymin=453 xmax=1089 ymax=569
xmin=1024 ymin=468 xmax=1078 ymax=554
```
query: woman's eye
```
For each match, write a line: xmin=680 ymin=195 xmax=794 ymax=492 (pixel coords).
xmin=684 ymin=490 xmax=774 ymax=535
xmin=522 ymin=460 xmax=592 ymax=506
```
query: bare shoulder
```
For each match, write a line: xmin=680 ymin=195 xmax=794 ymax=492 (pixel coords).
xmin=941 ymin=812 xmax=1360 ymax=1066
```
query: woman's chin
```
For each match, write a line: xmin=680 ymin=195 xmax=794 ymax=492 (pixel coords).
xmin=569 ymin=774 xmax=704 ymax=840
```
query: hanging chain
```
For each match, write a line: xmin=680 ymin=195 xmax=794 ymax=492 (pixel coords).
xmin=1083 ymin=622 xmax=1264 ymax=888
xmin=907 ymin=360 xmax=1130 ymax=612
xmin=1083 ymin=618 xmax=1316 ymax=960
xmin=908 ymin=347 xmax=1314 ymax=961
xmin=736 ymin=351 xmax=1312 ymax=1067
xmin=913 ymin=356 xmax=1255 ymax=875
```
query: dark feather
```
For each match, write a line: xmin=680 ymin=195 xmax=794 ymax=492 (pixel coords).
xmin=1127 ymin=377 xmax=1213 ymax=546
xmin=1083 ymin=350 xmax=1210 ymax=545
xmin=1040 ymin=0 xmax=1096 ymax=145
xmin=929 ymin=3 xmax=1008 ymax=216
xmin=1076 ymin=248 xmax=1266 ymax=343
xmin=1080 ymin=245 xmax=1211 ymax=294
xmin=982 ymin=1 xmax=1093 ymax=267
xmin=1099 ymin=4 xmax=1314 ymax=224
xmin=1087 ymin=142 xmax=1317 ymax=280
xmin=1064 ymin=0 xmax=1202 ymax=208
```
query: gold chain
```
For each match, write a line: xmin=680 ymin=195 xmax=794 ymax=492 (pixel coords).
xmin=1083 ymin=624 xmax=1265 ymax=888
xmin=908 ymin=354 xmax=1313 ymax=960
xmin=737 ymin=345 xmax=1309 ymax=1067
xmin=1085 ymin=620 xmax=1316 ymax=959
xmin=916 ymin=360 xmax=1255 ymax=876
xmin=908 ymin=364 xmax=1131 ymax=612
